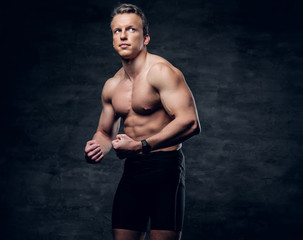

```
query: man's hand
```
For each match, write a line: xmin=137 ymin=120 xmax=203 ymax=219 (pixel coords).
xmin=85 ymin=140 xmax=104 ymax=163
xmin=112 ymin=134 xmax=141 ymax=159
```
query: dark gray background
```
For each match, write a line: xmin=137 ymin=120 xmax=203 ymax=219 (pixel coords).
xmin=1 ymin=0 xmax=303 ymax=239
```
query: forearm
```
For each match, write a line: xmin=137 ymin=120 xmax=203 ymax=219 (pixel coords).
xmin=146 ymin=117 xmax=200 ymax=151
xmin=92 ymin=131 xmax=113 ymax=156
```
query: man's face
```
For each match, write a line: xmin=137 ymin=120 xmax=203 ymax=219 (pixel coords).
xmin=111 ymin=13 xmax=149 ymax=60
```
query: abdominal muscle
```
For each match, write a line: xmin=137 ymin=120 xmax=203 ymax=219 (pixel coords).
xmin=122 ymin=109 xmax=181 ymax=152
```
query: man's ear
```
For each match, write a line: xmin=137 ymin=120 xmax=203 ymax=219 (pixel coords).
xmin=144 ymin=34 xmax=150 ymax=46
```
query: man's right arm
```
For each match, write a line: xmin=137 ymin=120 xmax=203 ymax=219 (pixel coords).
xmin=85 ymin=79 xmax=120 ymax=163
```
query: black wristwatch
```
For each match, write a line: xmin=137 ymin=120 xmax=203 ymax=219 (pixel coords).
xmin=141 ymin=139 xmax=151 ymax=154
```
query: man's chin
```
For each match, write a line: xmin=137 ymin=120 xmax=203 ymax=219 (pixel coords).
xmin=117 ymin=51 xmax=139 ymax=61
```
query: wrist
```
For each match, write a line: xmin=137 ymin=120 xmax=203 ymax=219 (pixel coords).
xmin=141 ymin=139 xmax=152 ymax=154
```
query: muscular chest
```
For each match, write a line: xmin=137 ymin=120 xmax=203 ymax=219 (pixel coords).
xmin=111 ymin=79 xmax=160 ymax=117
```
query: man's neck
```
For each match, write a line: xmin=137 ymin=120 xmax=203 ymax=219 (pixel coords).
xmin=121 ymin=49 xmax=148 ymax=80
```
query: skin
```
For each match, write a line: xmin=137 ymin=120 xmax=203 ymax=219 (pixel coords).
xmin=85 ymin=13 xmax=201 ymax=240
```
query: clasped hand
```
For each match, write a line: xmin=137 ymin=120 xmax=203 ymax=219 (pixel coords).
xmin=112 ymin=134 xmax=141 ymax=159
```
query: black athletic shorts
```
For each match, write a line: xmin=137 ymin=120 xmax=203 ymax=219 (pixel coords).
xmin=112 ymin=149 xmax=185 ymax=232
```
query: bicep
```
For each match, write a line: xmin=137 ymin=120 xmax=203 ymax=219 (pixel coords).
xmin=159 ymin=73 xmax=197 ymax=119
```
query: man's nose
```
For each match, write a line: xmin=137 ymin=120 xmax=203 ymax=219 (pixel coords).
xmin=120 ymin=30 xmax=127 ymax=40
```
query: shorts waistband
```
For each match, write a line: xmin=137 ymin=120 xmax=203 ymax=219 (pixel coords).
xmin=126 ymin=149 xmax=183 ymax=161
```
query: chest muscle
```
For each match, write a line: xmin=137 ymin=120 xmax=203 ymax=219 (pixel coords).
xmin=111 ymin=80 xmax=161 ymax=117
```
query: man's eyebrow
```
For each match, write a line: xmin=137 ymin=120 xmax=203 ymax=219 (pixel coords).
xmin=112 ymin=24 xmax=138 ymax=31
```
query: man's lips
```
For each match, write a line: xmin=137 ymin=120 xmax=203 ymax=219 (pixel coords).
xmin=119 ymin=43 xmax=130 ymax=48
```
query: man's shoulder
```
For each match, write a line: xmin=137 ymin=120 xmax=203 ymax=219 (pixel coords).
xmin=147 ymin=54 xmax=183 ymax=84
xmin=102 ymin=68 xmax=123 ymax=100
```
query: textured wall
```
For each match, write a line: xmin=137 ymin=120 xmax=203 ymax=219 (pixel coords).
xmin=1 ymin=0 xmax=303 ymax=239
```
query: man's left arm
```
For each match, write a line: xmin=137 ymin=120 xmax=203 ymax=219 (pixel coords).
xmin=144 ymin=63 xmax=201 ymax=150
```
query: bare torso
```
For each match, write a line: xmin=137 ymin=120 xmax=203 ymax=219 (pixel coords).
xmin=109 ymin=53 xmax=181 ymax=151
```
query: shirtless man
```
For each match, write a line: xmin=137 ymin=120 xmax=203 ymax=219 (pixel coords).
xmin=85 ymin=4 xmax=200 ymax=240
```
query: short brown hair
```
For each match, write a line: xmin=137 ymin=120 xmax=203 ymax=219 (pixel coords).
xmin=111 ymin=3 xmax=149 ymax=36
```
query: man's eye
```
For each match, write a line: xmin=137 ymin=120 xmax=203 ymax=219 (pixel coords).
xmin=129 ymin=28 xmax=135 ymax=32
xmin=114 ymin=29 xmax=121 ymax=33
